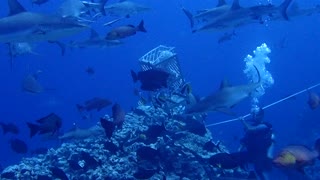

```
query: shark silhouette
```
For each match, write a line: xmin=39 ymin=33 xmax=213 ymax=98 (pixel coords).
xmin=185 ymin=66 xmax=261 ymax=115
xmin=182 ymin=0 xmax=230 ymax=28
xmin=190 ymin=0 xmax=292 ymax=32
xmin=0 ymin=0 xmax=89 ymax=43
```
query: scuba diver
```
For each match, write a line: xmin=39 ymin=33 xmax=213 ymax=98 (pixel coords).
xmin=239 ymin=107 xmax=274 ymax=180
xmin=208 ymin=108 xmax=274 ymax=179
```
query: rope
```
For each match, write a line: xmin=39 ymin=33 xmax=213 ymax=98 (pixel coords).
xmin=206 ymin=82 xmax=320 ymax=128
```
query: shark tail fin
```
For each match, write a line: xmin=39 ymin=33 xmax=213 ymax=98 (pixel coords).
xmin=279 ymin=0 xmax=293 ymax=20
xmin=182 ymin=7 xmax=194 ymax=28
xmin=48 ymin=41 xmax=66 ymax=56
xmin=130 ymin=70 xmax=138 ymax=83
xmin=27 ymin=122 xmax=40 ymax=138
xmin=314 ymin=138 xmax=320 ymax=159
xmin=137 ymin=20 xmax=147 ymax=33
xmin=99 ymin=0 xmax=108 ymax=16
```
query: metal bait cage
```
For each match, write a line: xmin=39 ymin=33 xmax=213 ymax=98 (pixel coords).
xmin=138 ymin=45 xmax=185 ymax=91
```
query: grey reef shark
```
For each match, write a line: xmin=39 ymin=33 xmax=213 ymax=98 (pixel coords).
xmin=183 ymin=0 xmax=293 ymax=32
xmin=185 ymin=66 xmax=261 ymax=115
xmin=0 ymin=0 xmax=89 ymax=43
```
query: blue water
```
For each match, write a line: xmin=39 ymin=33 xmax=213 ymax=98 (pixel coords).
xmin=0 ymin=0 xmax=319 ymax=174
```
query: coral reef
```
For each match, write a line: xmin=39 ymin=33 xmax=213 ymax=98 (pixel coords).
xmin=1 ymin=105 xmax=249 ymax=179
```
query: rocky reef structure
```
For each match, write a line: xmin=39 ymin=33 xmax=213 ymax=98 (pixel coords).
xmin=1 ymin=104 xmax=249 ymax=179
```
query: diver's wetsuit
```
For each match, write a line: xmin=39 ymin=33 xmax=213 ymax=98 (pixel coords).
xmin=240 ymin=110 xmax=274 ymax=180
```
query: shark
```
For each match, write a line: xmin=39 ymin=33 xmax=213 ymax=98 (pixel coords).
xmin=182 ymin=0 xmax=231 ymax=28
xmin=192 ymin=0 xmax=293 ymax=32
xmin=69 ymin=29 xmax=123 ymax=48
xmin=59 ymin=125 xmax=103 ymax=140
xmin=185 ymin=66 xmax=261 ymax=115
xmin=269 ymin=2 xmax=320 ymax=21
xmin=0 ymin=0 xmax=89 ymax=43
xmin=104 ymin=1 xmax=150 ymax=18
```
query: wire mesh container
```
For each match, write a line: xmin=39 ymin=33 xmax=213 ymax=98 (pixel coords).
xmin=138 ymin=45 xmax=185 ymax=91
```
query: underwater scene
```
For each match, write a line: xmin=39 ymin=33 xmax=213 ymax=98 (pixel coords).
xmin=0 ymin=0 xmax=320 ymax=179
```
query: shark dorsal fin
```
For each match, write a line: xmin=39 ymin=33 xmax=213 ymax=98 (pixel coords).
xmin=217 ymin=0 xmax=227 ymax=7
xmin=8 ymin=0 xmax=26 ymax=16
xmin=220 ymin=79 xmax=231 ymax=89
xmin=231 ymin=0 xmax=241 ymax=10
xmin=90 ymin=29 xmax=100 ymax=39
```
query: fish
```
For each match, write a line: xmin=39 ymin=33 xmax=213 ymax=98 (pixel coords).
xmin=7 ymin=42 xmax=39 ymax=70
xmin=100 ymin=117 xmax=115 ymax=139
xmin=208 ymin=152 xmax=248 ymax=169
xmin=76 ymin=97 xmax=112 ymax=112
xmin=58 ymin=125 xmax=103 ymax=140
xmin=218 ymin=30 xmax=236 ymax=44
xmin=130 ymin=69 xmax=170 ymax=91
xmin=32 ymin=0 xmax=49 ymax=6
xmin=104 ymin=141 xmax=119 ymax=154
xmin=80 ymin=151 xmax=100 ymax=169
xmin=105 ymin=20 xmax=146 ymax=40
xmin=273 ymin=138 xmax=320 ymax=173
xmin=203 ymin=140 xmax=221 ymax=152
xmin=68 ymin=160 xmax=83 ymax=171
xmin=70 ymin=29 xmax=123 ymax=48
xmin=112 ymin=103 xmax=125 ymax=128
xmin=85 ymin=67 xmax=95 ymax=75
xmin=49 ymin=167 xmax=68 ymax=180
xmin=9 ymin=138 xmax=28 ymax=154
xmin=185 ymin=65 xmax=261 ymax=115
xmin=133 ymin=167 xmax=157 ymax=179
xmin=182 ymin=0 xmax=230 ymax=28
xmin=26 ymin=113 xmax=62 ymax=138
xmin=7 ymin=42 xmax=38 ymax=57
xmin=22 ymin=71 xmax=43 ymax=94
xmin=104 ymin=1 xmax=150 ymax=18
xmin=0 ymin=122 xmax=19 ymax=135
xmin=192 ymin=0 xmax=292 ymax=32
xmin=307 ymin=91 xmax=320 ymax=110
xmin=141 ymin=122 xmax=166 ymax=143
xmin=0 ymin=0 xmax=89 ymax=43
xmin=136 ymin=146 xmax=160 ymax=163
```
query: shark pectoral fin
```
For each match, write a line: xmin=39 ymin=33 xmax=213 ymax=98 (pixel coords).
xmin=279 ymin=0 xmax=293 ymax=20
xmin=215 ymin=108 xmax=236 ymax=116
xmin=182 ymin=7 xmax=194 ymax=28
xmin=48 ymin=41 xmax=66 ymax=56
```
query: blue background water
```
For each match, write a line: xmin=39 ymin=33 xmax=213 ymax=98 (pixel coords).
xmin=0 ymin=0 xmax=319 ymax=172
